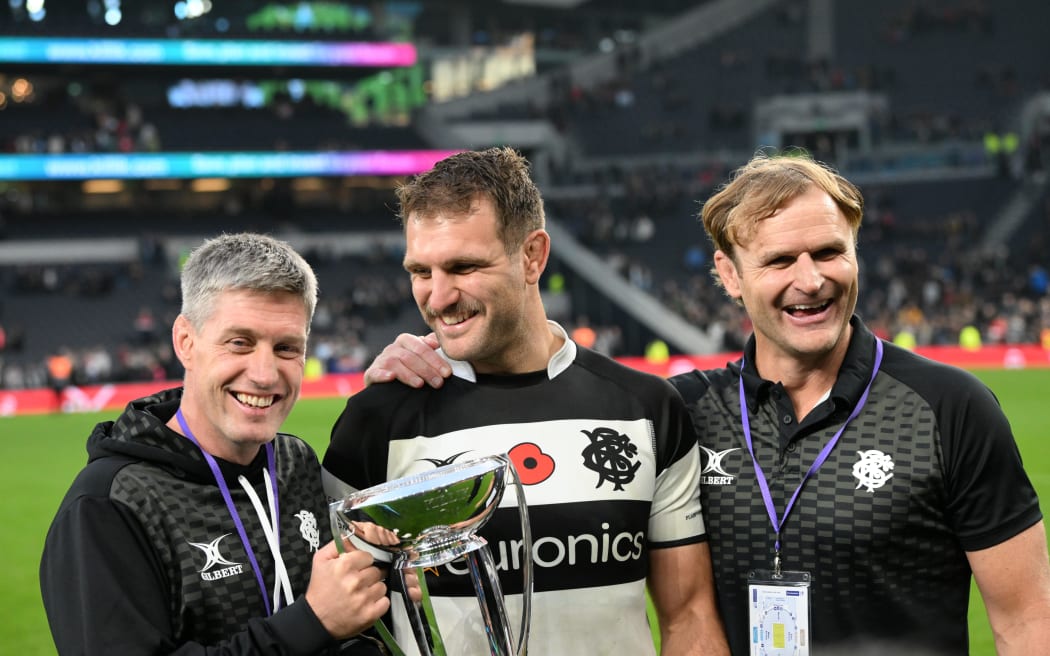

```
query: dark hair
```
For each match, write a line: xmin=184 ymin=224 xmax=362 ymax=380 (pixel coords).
xmin=395 ymin=147 xmax=545 ymax=253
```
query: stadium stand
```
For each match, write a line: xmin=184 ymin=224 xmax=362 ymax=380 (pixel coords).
xmin=1 ymin=0 xmax=1049 ymax=390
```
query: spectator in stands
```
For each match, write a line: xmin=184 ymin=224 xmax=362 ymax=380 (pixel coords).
xmin=324 ymin=147 xmax=730 ymax=655
xmin=132 ymin=305 xmax=159 ymax=344
xmin=41 ymin=233 xmax=392 ymax=655
xmin=570 ymin=316 xmax=597 ymax=348
xmin=363 ymin=152 xmax=1050 ymax=654
xmin=45 ymin=348 xmax=74 ymax=412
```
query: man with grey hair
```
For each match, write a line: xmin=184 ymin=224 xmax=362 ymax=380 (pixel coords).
xmin=41 ymin=233 xmax=391 ymax=654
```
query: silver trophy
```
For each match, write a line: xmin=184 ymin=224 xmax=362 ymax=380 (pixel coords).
xmin=329 ymin=453 xmax=533 ymax=656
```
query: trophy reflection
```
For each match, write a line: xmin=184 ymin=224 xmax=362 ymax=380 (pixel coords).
xmin=329 ymin=454 xmax=532 ymax=656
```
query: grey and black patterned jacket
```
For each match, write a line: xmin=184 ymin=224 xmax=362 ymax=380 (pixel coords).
xmin=41 ymin=387 xmax=382 ymax=655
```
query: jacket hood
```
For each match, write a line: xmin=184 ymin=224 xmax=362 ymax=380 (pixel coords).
xmin=86 ymin=387 xmax=215 ymax=481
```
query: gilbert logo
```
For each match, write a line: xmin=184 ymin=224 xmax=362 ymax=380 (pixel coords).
xmin=189 ymin=534 xmax=244 ymax=581
xmin=700 ymin=446 xmax=740 ymax=485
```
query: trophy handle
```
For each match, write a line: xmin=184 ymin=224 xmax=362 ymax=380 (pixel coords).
xmin=328 ymin=501 xmax=353 ymax=556
xmin=329 ymin=501 xmax=408 ymax=656
xmin=460 ymin=457 xmax=533 ymax=656
xmin=507 ymin=458 xmax=533 ymax=656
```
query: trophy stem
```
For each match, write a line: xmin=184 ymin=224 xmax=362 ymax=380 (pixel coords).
xmin=465 ymin=546 xmax=515 ymax=655
xmin=398 ymin=565 xmax=447 ymax=656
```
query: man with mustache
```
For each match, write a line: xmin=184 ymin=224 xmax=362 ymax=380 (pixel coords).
xmin=322 ymin=147 xmax=729 ymax=655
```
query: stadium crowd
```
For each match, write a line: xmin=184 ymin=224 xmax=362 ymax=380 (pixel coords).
xmin=548 ymin=158 xmax=1050 ymax=354
xmin=3 ymin=0 xmax=1050 ymax=392
xmin=2 ymin=175 xmax=1048 ymax=392
xmin=0 ymin=245 xmax=417 ymax=390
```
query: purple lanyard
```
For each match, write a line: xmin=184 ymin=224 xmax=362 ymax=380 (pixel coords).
xmin=739 ymin=339 xmax=883 ymax=571
xmin=175 ymin=408 xmax=281 ymax=616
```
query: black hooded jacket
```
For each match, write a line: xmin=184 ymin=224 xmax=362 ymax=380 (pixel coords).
xmin=40 ymin=387 xmax=376 ymax=655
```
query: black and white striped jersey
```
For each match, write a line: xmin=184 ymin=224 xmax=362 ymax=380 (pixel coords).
xmin=324 ymin=332 xmax=706 ymax=656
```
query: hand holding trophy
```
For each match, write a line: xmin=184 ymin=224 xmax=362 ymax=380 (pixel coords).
xmin=330 ymin=453 xmax=532 ymax=656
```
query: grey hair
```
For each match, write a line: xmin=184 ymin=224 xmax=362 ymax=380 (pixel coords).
xmin=179 ymin=232 xmax=318 ymax=331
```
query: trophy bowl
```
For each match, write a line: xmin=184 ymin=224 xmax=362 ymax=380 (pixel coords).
xmin=330 ymin=455 xmax=507 ymax=569
xmin=329 ymin=453 xmax=533 ymax=656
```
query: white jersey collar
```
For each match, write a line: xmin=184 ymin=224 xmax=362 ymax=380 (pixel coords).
xmin=439 ymin=320 xmax=577 ymax=383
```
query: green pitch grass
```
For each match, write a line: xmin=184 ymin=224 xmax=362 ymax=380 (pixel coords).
xmin=3 ymin=369 xmax=1047 ymax=654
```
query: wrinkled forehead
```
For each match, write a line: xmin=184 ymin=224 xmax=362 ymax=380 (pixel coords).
xmin=406 ymin=208 xmax=504 ymax=261
xmin=736 ymin=184 xmax=855 ymax=244
xmin=405 ymin=191 xmax=491 ymax=223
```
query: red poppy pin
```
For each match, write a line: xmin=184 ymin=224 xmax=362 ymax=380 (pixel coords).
xmin=507 ymin=442 xmax=555 ymax=485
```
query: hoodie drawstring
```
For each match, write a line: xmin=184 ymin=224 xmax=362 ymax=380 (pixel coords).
xmin=239 ymin=469 xmax=293 ymax=614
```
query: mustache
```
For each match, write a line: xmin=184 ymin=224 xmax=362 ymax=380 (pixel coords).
xmin=422 ymin=301 xmax=484 ymax=321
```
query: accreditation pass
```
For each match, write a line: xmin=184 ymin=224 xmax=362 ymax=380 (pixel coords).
xmin=748 ymin=570 xmax=810 ymax=656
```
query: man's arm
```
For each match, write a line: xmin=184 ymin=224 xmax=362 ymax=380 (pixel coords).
xmin=41 ymin=495 xmax=187 ymax=654
xmin=648 ymin=542 xmax=730 ymax=655
xmin=968 ymin=520 xmax=1050 ymax=655
xmin=41 ymin=493 xmax=389 ymax=654
xmin=363 ymin=332 xmax=449 ymax=388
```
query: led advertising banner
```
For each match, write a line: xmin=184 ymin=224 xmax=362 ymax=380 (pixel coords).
xmin=0 ymin=150 xmax=461 ymax=180
xmin=0 ymin=37 xmax=416 ymax=67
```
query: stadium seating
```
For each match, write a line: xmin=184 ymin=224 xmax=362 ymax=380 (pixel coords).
xmin=2 ymin=0 xmax=1049 ymax=389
